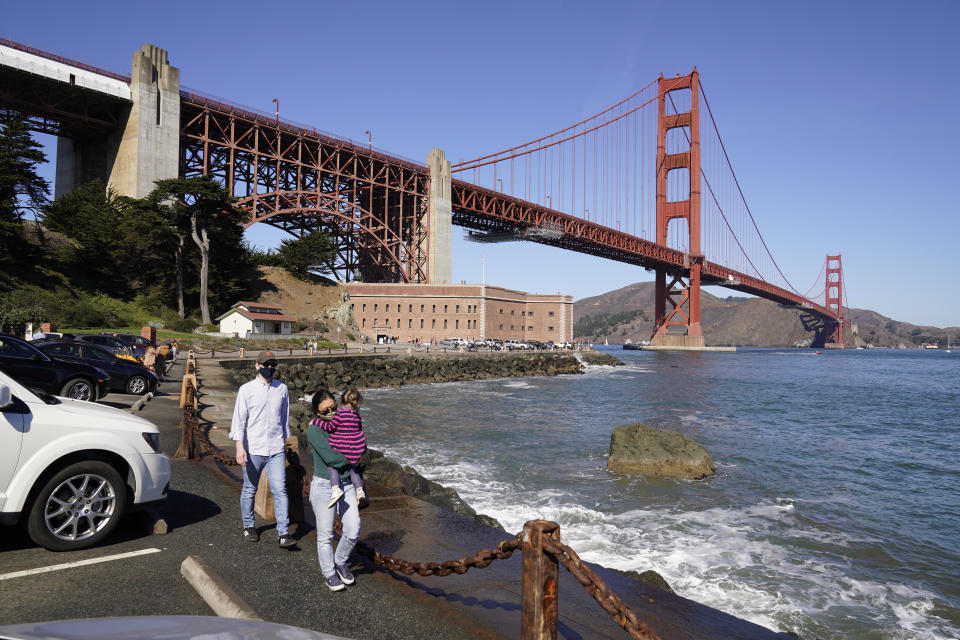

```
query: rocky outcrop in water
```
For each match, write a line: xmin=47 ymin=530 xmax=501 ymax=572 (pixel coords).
xmin=358 ymin=449 xmax=503 ymax=530
xmin=578 ymin=350 xmax=625 ymax=366
xmin=616 ymin=568 xmax=675 ymax=594
xmin=607 ymin=423 xmax=715 ymax=479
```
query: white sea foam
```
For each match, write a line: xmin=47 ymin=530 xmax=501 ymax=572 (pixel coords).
xmin=374 ymin=444 xmax=959 ymax=640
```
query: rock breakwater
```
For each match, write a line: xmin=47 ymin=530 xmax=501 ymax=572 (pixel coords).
xmin=222 ymin=351 xmax=585 ymax=437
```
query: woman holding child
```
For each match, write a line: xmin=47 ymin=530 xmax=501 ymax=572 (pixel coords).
xmin=306 ymin=389 xmax=364 ymax=592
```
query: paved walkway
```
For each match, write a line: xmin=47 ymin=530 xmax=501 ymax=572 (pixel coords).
xmin=182 ymin=358 xmax=793 ymax=640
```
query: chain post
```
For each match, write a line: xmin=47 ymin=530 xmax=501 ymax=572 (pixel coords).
xmin=521 ymin=520 xmax=560 ymax=640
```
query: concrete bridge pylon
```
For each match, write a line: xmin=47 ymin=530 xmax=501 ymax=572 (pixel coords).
xmin=427 ymin=148 xmax=452 ymax=284
xmin=55 ymin=44 xmax=180 ymax=199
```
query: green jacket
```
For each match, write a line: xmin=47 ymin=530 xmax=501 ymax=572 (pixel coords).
xmin=306 ymin=423 xmax=351 ymax=480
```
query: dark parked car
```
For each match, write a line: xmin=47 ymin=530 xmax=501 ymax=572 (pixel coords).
xmin=0 ymin=334 xmax=110 ymax=401
xmin=74 ymin=334 xmax=145 ymax=359
xmin=36 ymin=341 xmax=158 ymax=395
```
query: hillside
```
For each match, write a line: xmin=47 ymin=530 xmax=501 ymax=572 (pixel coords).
xmin=247 ymin=266 xmax=358 ymax=339
xmin=574 ymin=281 xmax=959 ymax=348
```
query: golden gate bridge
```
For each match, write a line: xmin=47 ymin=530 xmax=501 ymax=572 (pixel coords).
xmin=0 ymin=38 xmax=845 ymax=347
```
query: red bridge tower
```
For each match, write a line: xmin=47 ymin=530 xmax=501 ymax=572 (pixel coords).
xmin=652 ymin=70 xmax=704 ymax=348
xmin=824 ymin=254 xmax=844 ymax=347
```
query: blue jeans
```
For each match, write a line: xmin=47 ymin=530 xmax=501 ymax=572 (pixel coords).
xmin=240 ymin=452 xmax=289 ymax=535
xmin=309 ymin=476 xmax=360 ymax=578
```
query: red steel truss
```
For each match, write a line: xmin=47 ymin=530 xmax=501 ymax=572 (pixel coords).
xmin=179 ymin=93 xmax=429 ymax=284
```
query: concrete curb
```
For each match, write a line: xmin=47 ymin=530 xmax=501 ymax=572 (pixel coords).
xmin=180 ymin=555 xmax=262 ymax=620
xmin=131 ymin=392 xmax=154 ymax=412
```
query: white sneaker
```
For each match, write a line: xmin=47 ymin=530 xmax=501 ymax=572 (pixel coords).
xmin=327 ymin=486 xmax=344 ymax=508
xmin=356 ymin=487 xmax=366 ymax=502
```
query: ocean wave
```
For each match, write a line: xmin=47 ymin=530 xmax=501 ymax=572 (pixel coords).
xmin=368 ymin=450 xmax=958 ymax=639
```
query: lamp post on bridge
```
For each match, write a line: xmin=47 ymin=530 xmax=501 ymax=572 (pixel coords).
xmin=364 ymin=130 xmax=372 ymax=152
xmin=497 ymin=178 xmax=503 ymax=192
xmin=545 ymin=195 xmax=551 ymax=210
xmin=271 ymin=98 xmax=280 ymax=192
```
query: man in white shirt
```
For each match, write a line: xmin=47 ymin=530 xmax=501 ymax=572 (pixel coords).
xmin=230 ymin=350 xmax=295 ymax=547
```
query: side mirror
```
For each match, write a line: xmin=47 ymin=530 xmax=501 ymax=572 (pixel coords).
xmin=0 ymin=383 xmax=12 ymax=409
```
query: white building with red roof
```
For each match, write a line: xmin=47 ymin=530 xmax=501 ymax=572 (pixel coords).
xmin=216 ymin=301 xmax=295 ymax=338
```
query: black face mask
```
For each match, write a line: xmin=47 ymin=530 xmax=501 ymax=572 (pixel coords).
xmin=259 ymin=366 xmax=276 ymax=380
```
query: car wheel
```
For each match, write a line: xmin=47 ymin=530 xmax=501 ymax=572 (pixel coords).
xmin=60 ymin=378 xmax=95 ymax=402
xmin=126 ymin=375 xmax=148 ymax=395
xmin=26 ymin=461 xmax=127 ymax=551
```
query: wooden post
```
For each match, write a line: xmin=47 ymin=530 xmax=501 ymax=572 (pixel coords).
xmin=239 ymin=347 xmax=245 ymax=359
xmin=174 ymin=410 xmax=196 ymax=459
xmin=521 ymin=520 xmax=560 ymax=640
xmin=211 ymin=349 xmax=215 ymax=358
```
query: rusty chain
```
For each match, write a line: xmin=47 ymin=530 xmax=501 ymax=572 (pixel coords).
xmin=346 ymin=525 xmax=522 ymax=577
xmin=181 ymin=378 xmax=240 ymax=466
xmin=541 ymin=536 xmax=663 ymax=640
xmin=182 ymin=364 xmax=659 ymax=639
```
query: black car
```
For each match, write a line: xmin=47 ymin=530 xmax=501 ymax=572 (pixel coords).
xmin=0 ymin=334 xmax=110 ymax=401
xmin=74 ymin=334 xmax=145 ymax=359
xmin=36 ymin=341 xmax=158 ymax=396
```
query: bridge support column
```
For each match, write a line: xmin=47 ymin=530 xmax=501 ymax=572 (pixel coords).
xmin=109 ymin=44 xmax=180 ymax=198
xmin=427 ymin=148 xmax=452 ymax=284
xmin=651 ymin=70 xmax=704 ymax=348
xmin=823 ymin=254 xmax=844 ymax=348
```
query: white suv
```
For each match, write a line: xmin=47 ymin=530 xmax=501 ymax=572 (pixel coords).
xmin=0 ymin=370 xmax=171 ymax=551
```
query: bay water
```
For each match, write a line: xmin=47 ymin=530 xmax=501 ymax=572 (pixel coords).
xmin=359 ymin=347 xmax=960 ymax=639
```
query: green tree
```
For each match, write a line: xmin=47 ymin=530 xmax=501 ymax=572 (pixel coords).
xmin=42 ymin=181 xmax=178 ymax=300
xmin=277 ymin=231 xmax=337 ymax=280
xmin=0 ymin=114 xmax=49 ymax=266
xmin=149 ymin=177 xmax=248 ymax=323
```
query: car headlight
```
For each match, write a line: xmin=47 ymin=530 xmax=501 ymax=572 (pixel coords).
xmin=142 ymin=432 xmax=160 ymax=452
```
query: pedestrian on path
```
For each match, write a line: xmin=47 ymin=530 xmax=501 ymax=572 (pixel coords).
xmin=230 ymin=350 xmax=295 ymax=547
xmin=307 ymin=389 xmax=361 ymax=591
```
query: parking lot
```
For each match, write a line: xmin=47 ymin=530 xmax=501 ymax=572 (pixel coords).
xmin=0 ymin=362 xmax=503 ymax=640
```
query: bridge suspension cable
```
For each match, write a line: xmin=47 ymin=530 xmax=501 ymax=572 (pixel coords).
xmin=698 ymin=79 xmax=806 ymax=298
xmin=450 ymin=77 xmax=661 ymax=240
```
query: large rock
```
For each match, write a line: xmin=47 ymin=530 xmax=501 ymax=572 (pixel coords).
xmin=359 ymin=450 xmax=504 ymax=530
xmin=607 ymin=423 xmax=715 ymax=479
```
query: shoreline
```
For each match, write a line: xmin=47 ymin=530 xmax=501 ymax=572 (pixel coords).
xmin=196 ymin=352 xmax=796 ymax=639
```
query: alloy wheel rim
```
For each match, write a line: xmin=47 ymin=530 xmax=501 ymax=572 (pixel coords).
xmin=129 ymin=377 xmax=146 ymax=394
xmin=44 ymin=473 xmax=116 ymax=541
xmin=67 ymin=381 xmax=92 ymax=401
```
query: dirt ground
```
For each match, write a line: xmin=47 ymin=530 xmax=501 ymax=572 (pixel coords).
xmin=248 ymin=266 xmax=356 ymax=340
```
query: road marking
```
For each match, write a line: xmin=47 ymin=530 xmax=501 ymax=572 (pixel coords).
xmin=0 ymin=547 xmax=161 ymax=581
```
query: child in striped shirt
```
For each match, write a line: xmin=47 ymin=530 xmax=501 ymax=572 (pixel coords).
xmin=318 ymin=387 xmax=367 ymax=508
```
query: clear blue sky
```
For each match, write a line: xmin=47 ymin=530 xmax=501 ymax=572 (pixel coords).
xmin=6 ymin=0 xmax=958 ymax=327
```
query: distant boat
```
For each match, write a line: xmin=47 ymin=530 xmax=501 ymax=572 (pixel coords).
xmin=948 ymin=336 xmax=953 ymax=354
xmin=604 ymin=338 xmax=609 ymax=345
